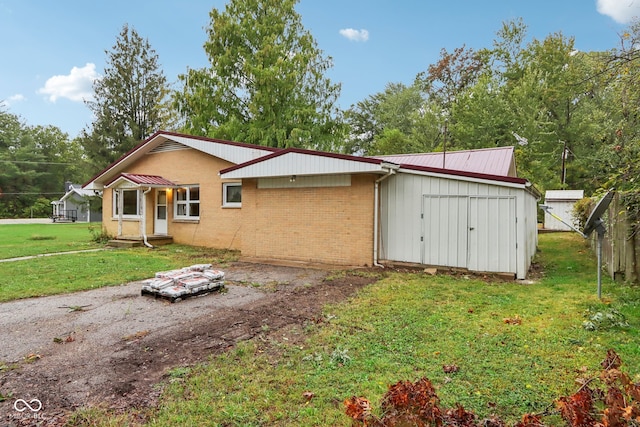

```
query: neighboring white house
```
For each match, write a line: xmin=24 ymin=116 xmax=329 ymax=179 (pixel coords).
xmin=543 ymin=190 xmax=584 ymax=231
xmin=51 ymin=182 xmax=102 ymax=223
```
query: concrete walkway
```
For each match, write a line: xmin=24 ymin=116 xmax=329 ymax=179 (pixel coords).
xmin=0 ymin=219 xmax=106 ymax=262
xmin=0 ymin=248 xmax=110 ymax=263
xmin=0 ymin=218 xmax=53 ymax=224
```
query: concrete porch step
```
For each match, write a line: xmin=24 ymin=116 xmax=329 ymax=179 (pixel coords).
xmin=107 ymin=235 xmax=173 ymax=248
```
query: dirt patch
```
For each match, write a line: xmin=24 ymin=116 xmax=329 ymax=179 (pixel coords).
xmin=0 ymin=262 xmax=379 ymax=426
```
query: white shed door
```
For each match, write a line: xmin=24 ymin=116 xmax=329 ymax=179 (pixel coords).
xmin=467 ymin=196 xmax=517 ymax=274
xmin=422 ymin=195 xmax=469 ymax=268
xmin=422 ymin=195 xmax=517 ymax=275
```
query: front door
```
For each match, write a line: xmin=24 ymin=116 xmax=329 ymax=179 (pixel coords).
xmin=154 ymin=190 xmax=168 ymax=235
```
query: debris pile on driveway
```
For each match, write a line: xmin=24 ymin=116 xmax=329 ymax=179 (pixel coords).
xmin=141 ymin=264 xmax=225 ymax=302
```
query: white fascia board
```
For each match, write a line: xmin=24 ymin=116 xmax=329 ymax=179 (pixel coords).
xmin=83 ymin=182 xmax=104 ymax=191
xmin=398 ymin=167 xmax=528 ymax=190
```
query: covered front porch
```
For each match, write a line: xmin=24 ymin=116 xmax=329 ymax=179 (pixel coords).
xmin=105 ymin=173 xmax=178 ymax=247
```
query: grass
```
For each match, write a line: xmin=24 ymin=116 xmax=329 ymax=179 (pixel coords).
xmin=3 ymin=228 xmax=638 ymax=425
xmin=141 ymin=233 xmax=639 ymax=426
xmin=0 ymin=243 xmax=238 ymax=302
xmin=0 ymin=222 xmax=102 ymax=259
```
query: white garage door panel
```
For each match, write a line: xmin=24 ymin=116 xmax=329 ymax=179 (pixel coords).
xmin=422 ymin=195 xmax=468 ymax=268
xmin=423 ymin=195 xmax=517 ymax=274
xmin=468 ymin=196 xmax=517 ymax=274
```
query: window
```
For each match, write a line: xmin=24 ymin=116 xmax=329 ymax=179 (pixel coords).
xmin=175 ymin=186 xmax=200 ymax=219
xmin=223 ymin=183 xmax=241 ymax=208
xmin=113 ymin=189 xmax=140 ymax=217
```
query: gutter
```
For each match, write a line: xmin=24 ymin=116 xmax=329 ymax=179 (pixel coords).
xmin=373 ymin=163 xmax=399 ymax=268
xmin=142 ymin=187 xmax=153 ymax=248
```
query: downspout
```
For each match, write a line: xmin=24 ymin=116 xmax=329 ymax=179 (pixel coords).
xmin=142 ymin=187 xmax=153 ymax=248
xmin=374 ymin=163 xmax=399 ymax=268
xmin=117 ymin=189 xmax=123 ymax=237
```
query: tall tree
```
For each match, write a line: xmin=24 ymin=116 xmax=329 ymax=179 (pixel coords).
xmin=82 ymin=24 xmax=170 ymax=168
xmin=344 ymin=82 xmax=425 ymax=155
xmin=415 ymin=45 xmax=486 ymax=152
xmin=173 ymin=0 xmax=344 ymax=150
xmin=0 ymin=109 xmax=86 ymax=218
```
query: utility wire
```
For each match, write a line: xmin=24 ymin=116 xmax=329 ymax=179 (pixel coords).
xmin=0 ymin=160 xmax=76 ymax=165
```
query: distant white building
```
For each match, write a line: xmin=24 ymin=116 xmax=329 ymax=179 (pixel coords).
xmin=543 ymin=190 xmax=584 ymax=231
xmin=51 ymin=182 xmax=102 ymax=223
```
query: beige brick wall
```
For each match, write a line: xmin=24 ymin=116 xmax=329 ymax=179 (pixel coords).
xmin=240 ymin=174 xmax=375 ymax=266
xmin=102 ymin=148 xmax=243 ymax=249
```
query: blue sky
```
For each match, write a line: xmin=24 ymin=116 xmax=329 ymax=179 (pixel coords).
xmin=0 ymin=0 xmax=638 ymax=139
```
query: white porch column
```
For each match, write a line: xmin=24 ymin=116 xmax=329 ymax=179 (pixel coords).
xmin=117 ymin=189 xmax=123 ymax=237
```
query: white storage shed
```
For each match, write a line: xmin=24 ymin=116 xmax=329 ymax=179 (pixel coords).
xmin=378 ymin=165 xmax=540 ymax=279
xmin=543 ymin=190 xmax=584 ymax=231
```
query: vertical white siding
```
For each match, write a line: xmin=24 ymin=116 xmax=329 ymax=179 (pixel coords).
xmin=380 ymin=172 xmax=538 ymax=278
xmin=467 ymin=196 xmax=517 ymax=274
xmin=422 ymin=196 xmax=468 ymax=268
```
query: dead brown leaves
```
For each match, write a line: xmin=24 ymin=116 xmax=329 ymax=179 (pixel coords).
xmin=345 ymin=349 xmax=640 ymax=427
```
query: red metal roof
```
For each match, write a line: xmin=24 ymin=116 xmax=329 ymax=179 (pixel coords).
xmin=105 ymin=173 xmax=177 ymax=187
xmin=373 ymin=146 xmax=516 ymax=177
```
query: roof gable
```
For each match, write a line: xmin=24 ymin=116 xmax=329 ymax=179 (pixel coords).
xmin=60 ymin=184 xmax=97 ymax=202
xmin=545 ymin=190 xmax=584 ymax=201
xmin=105 ymin=173 xmax=178 ymax=188
xmin=83 ymin=131 xmax=278 ymax=190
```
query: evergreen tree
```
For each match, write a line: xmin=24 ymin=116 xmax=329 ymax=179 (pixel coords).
xmin=82 ymin=24 xmax=170 ymax=168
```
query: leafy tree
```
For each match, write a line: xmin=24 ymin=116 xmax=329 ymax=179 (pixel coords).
xmin=173 ymin=0 xmax=344 ymax=150
xmin=415 ymin=45 xmax=486 ymax=152
xmin=591 ymin=22 xmax=640 ymax=232
xmin=344 ymin=82 xmax=424 ymax=154
xmin=0 ymin=109 xmax=87 ymax=217
xmin=82 ymin=24 xmax=171 ymax=168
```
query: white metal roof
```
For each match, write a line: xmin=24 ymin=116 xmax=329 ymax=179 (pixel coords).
xmin=545 ymin=190 xmax=584 ymax=201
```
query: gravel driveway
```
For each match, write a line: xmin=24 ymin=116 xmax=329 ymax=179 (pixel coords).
xmin=0 ymin=261 xmax=377 ymax=426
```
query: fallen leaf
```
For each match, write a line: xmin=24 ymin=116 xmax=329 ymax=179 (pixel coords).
xmin=503 ymin=315 xmax=522 ymax=325
xmin=443 ymin=364 xmax=459 ymax=373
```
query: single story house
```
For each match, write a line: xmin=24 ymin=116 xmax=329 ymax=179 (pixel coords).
xmin=84 ymin=131 xmax=540 ymax=279
xmin=51 ymin=182 xmax=102 ymax=222
xmin=543 ymin=190 xmax=584 ymax=231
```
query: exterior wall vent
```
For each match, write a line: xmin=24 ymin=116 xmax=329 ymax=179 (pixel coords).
xmin=150 ymin=140 xmax=189 ymax=153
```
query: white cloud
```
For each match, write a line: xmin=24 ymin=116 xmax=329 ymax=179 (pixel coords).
xmin=38 ymin=63 xmax=100 ymax=102
xmin=339 ymin=28 xmax=369 ymax=42
xmin=2 ymin=94 xmax=26 ymax=107
xmin=597 ymin=0 xmax=640 ymax=24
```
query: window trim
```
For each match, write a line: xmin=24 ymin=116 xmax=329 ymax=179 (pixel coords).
xmin=222 ymin=182 xmax=242 ymax=208
xmin=174 ymin=186 xmax=200 ymax=219
xmin=112 ymin=189 xmax=141 ymax=219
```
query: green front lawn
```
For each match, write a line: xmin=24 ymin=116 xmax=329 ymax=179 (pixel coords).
xmin=0 ymin=222 xmax=101 ymax=259
xmin=0 ymin=244 xmax=238 ymax=302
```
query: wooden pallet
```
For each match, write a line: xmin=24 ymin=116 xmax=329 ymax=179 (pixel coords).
xmin=141 ymin=283 xmax=224 ymax=303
